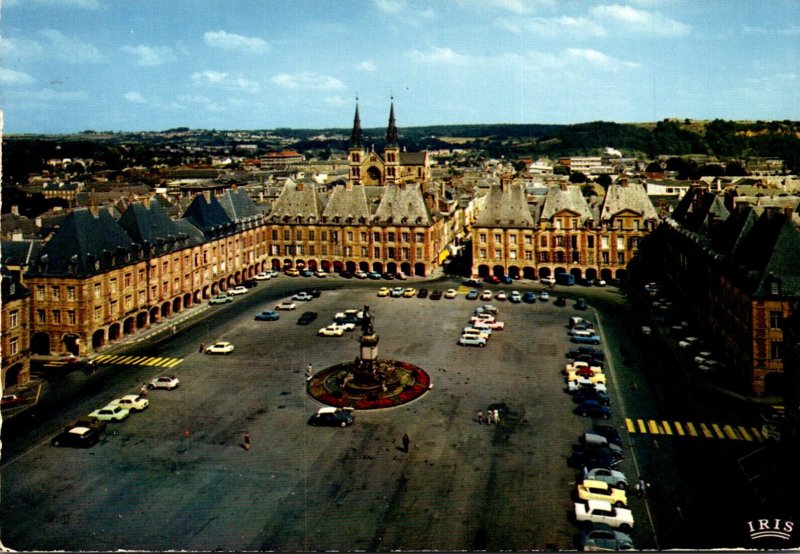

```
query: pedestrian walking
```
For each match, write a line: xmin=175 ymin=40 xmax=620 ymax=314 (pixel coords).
xmin=477 ymin=410 xmax=484 ymax=424
xmin=402 ymin=433 xmax=410 ymax=453
xmin=243 ymin=432 xmax=251 ymax=451
xmin=199 ymin=342 xmax=205 ymax=353
xmin=306 ymin=364 xmax=314 ymax=381
xmin=140 ymin=383 xmax=148 ymax=397
xmin=486 ymin=410 xmax=494 ymax=425
xmin=493 ymin=409 xmax=500 ymax=425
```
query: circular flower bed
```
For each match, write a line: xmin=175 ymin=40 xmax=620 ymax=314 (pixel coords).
xmin=307 ymin=359 xmax=431 ymax=410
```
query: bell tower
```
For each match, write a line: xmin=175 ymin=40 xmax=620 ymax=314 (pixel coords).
xmin=349 ymin=98 xmax=365 ymax=186
xmin=384 ymin=97 xmax=400 ymax=186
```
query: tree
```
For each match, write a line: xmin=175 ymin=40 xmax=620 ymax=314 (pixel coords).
xmin=596 ymin=174 xmax=612 ymax=189
xmin=553 ymin=164 xmax=569 ymax=176
xmin=645 ymin=161 xmax=662 ymax=173
xmin=725 ymin=161 xmax=748 ymax=176
xmin=569 ymin=171 xmax=588 ymax=183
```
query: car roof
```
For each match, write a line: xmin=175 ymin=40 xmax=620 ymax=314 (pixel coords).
xmin=317 ymin=407 xmax=341 ymax=414
xmin=68 ymin=426 xmax=92 ymax=435
xmin=582 ymin=479 xmax=609 ymax=489
xmin=586 ymin=499 xmax=613 ymax=510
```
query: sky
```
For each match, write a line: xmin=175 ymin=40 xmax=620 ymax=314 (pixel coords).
xmin=1 ymin=0 xmax=799 ymax=134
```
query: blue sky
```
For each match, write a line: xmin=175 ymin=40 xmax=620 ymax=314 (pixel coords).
xmin=1 ymin=0 xmax=798 ymax=134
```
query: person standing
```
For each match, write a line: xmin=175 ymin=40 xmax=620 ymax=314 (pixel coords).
xmin=402 ymin=433 xmax=410 ymax=453
xmin=306 ymin=364 xmax=313 ymax=381
xmin=477 ymin=410 xmax=484 ymax=424
xmin=486 ymin=410 xmax=494 ymax=425
xmin=493 ymin=409 xmax=500 ymax=425
xmin=243 ymin=432 xmax=251 ymax=451
xmin=199 ymin=342 xmax=205 ymax=353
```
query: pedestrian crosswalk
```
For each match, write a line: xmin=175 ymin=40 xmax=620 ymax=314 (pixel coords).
xmin=625 ymin=418 xmax=766 ymax=442
xmin=43 ymin=359 xmax=70 ymax=368
xmin=91 ymin=354 xmax=183 ymax=368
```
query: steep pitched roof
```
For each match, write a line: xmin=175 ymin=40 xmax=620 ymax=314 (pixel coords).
xmin=182 ymin=193 xmax=234 ymax=234
xmin=599 ymin=183 xmax=658 ymax=221
xmin=118 ymin=198 xmax=187 ymax=244
xmin=399 ymin=151 xmax=427 ymax=165
xmin=26 ymin=208 xmax=135 ymax=277
xmin=540 ymin=185 xmax=593 ymax=222
xmin=269 ymin=180 xmax=326 ymax=220
xmin=374 ymin=184 xmax=431 ymax=224
xmin=217 ymin=188 xmax=262 ymax=221
xmin=1 ymin=240 xmax=42 ymax=267
xmin=474 ymin=183 xmax=536 ymax=228
xmin=323 ymin=185 xmax=370 ymax=219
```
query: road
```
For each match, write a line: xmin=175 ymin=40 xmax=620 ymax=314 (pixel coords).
xmin=0 ymin=275 xmax=775 ymax=550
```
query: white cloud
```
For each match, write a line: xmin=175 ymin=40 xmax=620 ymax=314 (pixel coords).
xmin=38 ymin=29 xmax=106 ymax=63
xmin=28 ymin=88 xmax=89 ymax=101
xmin=494 ymin=15 xmax=606 ymax=36
xmin=0 ymin=37 xmax=45 ymax=59
xmin=124 ymin=91 xmax=145 ymax=103
xmin=323 ymin=95 xmax=348 ymax=107
xmin=176 ymin=94 xmax=226 ymax=112
xmin=122 ymin=45 xmax=176 ymax=67
xmin=356 ymin=60 xmax=377 ymax=72
xmin=565 ymin=48 xmax=640 ymax=70
xmin=272 ymin=72 xmax=346 ymax=90
xmin=0 ymin=67 xmax=35 ymax=85
xmin=191 ymin=70 xmax=260 ymax=93
xmin=590 ymin=4 xmax=690 ymax=36
xmin=779 ymin=26 xmax=800 ymax=36
xmin=11 ymin=0 xmax=104 ymax=8
xmin=406 ymin=47 xmax=470 ymax=65
xmin=374 ymin=0 xmax=404 ymax=14
xmin=203 ymin=30 xmax=268 ymax=53
xmin=454 ymin=0 xmax=552 ymax=14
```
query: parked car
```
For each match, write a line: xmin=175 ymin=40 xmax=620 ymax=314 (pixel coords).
xmin=403 ymin=287 xmax=417 ymax=297
xmin=308 ymin=406 xmax=354 ymax=427
xmin=65 ymin=414 xmax=106 ymax=434
xmin=592 ymin=425 xmax=623 ymax=448
xmin=209 ymin=294 xmax=233 ymax=305
xmin=540 ymin=291 xmax=550 ymax=301
xmin=578 ymin=433 xmax=624 ymax=458
xmin=540 ymin=276 xmax=556 ymax=286
xmin=569 ymin=323 xmax=596 ymax=335
xmin=390 ymin=287 xmax=405 ymax=297
xmin=284 ymin=268 xmax=300 ymax=277
xmin=276 ymin=301 xmax=297 ymax=310
xmin=466 ymin=289 xmax=479 ymax=300
xmin=148 ymin=375 xmax=180 ymax=390
xmin=567 ymin=347 xmax=605 ymax=361
xmin=568 ymin=446 xmax=622 ymax=469
xmin=318 ymin=325 xmax=345 ymax=337
xmin=417 ymin=288 xmax=429 ymax=298
xmin=1 ymin=394 xmax=28 ymax=408
xmin=475 ymin=304 xmax=499 ymax=315
xmin=339 ymin=271 xmax=353 ymax=279
xmin=367 ymin=271 xmax=382 ymax=280
xmin=268 ymin=270 xmax=280 ymax=278
xmin=579 ymin=523 xmax=635 ymax=551
xmin=480 ymin=290 xmax=493 ymax=301
xmin=109 ymin=394 xmax=149 ymax=412
xmin=458 ymin=334 xmax=487 ymax=347
xmin=377 ymin=287 xmax=391 ymax=297
xmin=462 ymin=326 xmax=492 ymax=340
xmin=291 ymin=292 xmax=313 ymax=302
xmin=584 ymin=467 xmax=628 ymax=490
xmin=509 ymin=291 xmax=522 ymax=303
xmin=381 ymin=272 xmax=394 ymax=280
xmin=255 ymin=310 xmax=280 ymax=321
xmin=678 ymin=337 xmax=701 ymax=349
xmin=523 ymin=291 xmax=537 ymax=303
xmin=254 ymin=272 xmax=271 ymax=281
xmin=574 ymin=389 xmax=611 ymax=406
xmin=444 ymin=288 xmax=457 ymax=299
xmin=89 ymin=405 xmax=130 ymax=422
xmin=51 ymin=426 xmax=102 ymax=448
xmin=334 ymin=309 xmax=364 ymax=321
xmin=463 ymin=278 xmax=483 ymax=288
xmin=297 ymin=311 xmax=318 ymax=325
xmin=577 ymin=479 xmax=628 ymax=508
xmin=242 ymin=279 xmax=258 ymax=288
xmin=300 ymin=269 xmax=314 ymax=277
xmin=496 ymin=291 xmax=507 ymax=301
xmin=429 ymin=290 xmax=443 ymax=300
xmin=554 ymin=296 xmax=567 ymax=307
xmin=314 ymin=269 xmax=328 ymax=278
xmin=228 ymin=286 xmax=248 ymax=296
xmin=485 ymin=275 xmax=501 ymax=284
xmin=501 ymin=275 xmax=514 ymax=284
xmin=206 ymin=341 xmax=234 ymax=355
xmin=575 ymin=298 xmax=588 ymax=310
xmin=574 ymin=500 xmax=634 ymax=531
xmin=354 ymin=270 xmax=368 ymax=279
xmin=572 ymin=334 xmax=602 ymax=345
xmin=395 ymin=272 xmax=408 ymax=280
xmin=575 ymin=400 xmax=611 ymax=419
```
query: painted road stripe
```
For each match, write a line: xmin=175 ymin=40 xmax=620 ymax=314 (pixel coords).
xmin=711 ymin=423 xmax=725 ymax=439
xmin=699 ymin=423 xmax=713 ymax=438
xmin=130 ymin=357 xmax=148 ymax=365
xmin=723 ymin=424 xmax=738 ymax=440
xmin=751 ymin=427 xmax=764 ymax=442
xmin=155 ymin=358 xmax=174 ymax=366
xmin=94 ymin=355 xmax=113 ymax=362
xmin=738 ymin=426 xmax=753 ymax=442
xmin=117 ymin=356 xmax=135 ymax=364
xmin=661 ymin=421 xmax=673 ymax=435
xmin=647 ymin=420 xmax=660 ymax=434
xmin=103 ymin=355 xmax=122 ymax=364
xmin=637 ymin=419 xmax=646 ymax=433
xmin=686 ymin=422 xmax=698 ymax=437
xmin=165 ymin=359 xmax=183 ymax=368
xmin=625 ymin=418 xmax=636 ymax=433
xmin=674 ymin=422 xmax=685 ymax=436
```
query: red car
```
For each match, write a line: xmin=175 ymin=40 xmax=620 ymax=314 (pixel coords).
xmin=1 ymin=394 xmax=28 ymax=408
xmin=485 ymin=275 xmax=501 ymax=284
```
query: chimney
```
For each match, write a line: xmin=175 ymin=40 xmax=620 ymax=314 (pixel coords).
xmin=296 ymin=182 xmax=305 ymax=192
xmin=88 ymin=202 xmax=100 ymax=217
xmin=11 ymin=205 xmax=19 ymax=216
xmin=620 ymin=176 xmax=629 ymax=187
xmin=560 ymin=181 xmax=568 ymax=192
xmin=141 ymin=195 xmax=151 ymax=209
xmin=202 ymin=190 xmax=212 ymax=204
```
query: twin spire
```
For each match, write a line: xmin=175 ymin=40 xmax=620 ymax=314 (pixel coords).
xmin=350 ymin=97 xmax=399 ymax=149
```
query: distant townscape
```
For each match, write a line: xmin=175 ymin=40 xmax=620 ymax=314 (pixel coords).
xmin=2 ymin=106 xmax=799 ymax=401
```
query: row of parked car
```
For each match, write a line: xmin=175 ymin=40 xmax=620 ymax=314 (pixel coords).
xmin=457 ymin=304 xmax=505 ymax=347
xmin=318 ymin=308 xmax=364 ymax=336
xmin=50 ymin=375 xmax=180 ymax=448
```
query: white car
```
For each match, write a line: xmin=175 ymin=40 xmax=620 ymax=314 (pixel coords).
xmin=228 ymin=286 xmax=248 ymax=296
xmin=480 ymin=290 xmax=493 ymax=301
xmin=314 ymin=269 xmax=328 ymax=278
xmin=89 ymin=405 xmax=130 ymax=422
xmin=205 ymin=341 xmax=234 ymax=355
xmin=334 ymin=322 xmax=356 ymax=332
xmin=475 ymin=305 xmax=499 ymax=315
xmin=574 ymin=500 xmax=634 ymax=531
xmin=148 ymin=375 xmax=180 ymax=390
xmin=109 ymin=394 xmax=149 ymax=412
xmin=509 ymin=291 xmax=522 ymax=303
xmin=496 ymin=291 xmax=507 ymax=301
xmin=291 ymin=292 xmax=313 ymax=302
xmin=276 ymin=301 xmax=297 ymax=310
xmin=678 ymin=337 xmax=700 ymax=349
xmin=268 ymin=270 xmax=280 ymax=278
xmin=458 ymin=334 xmax=487 ymax=347
xmin=444 ymin=288 xmax=457 ymax=299
xmin=254 ymin=272 xmax=271 ymax=281
xmin=334 ymin=309 xmax=364 ymax=320
xmin=540 ymin=291 xmax=550 ymax=301
xmin=318 ymin=325 xmax=345 ymax=337
xmin=354 ymin=270 xmax=368 ymax=279
xmin=541 ymin=277 xmax=556 ymax=286
xmin=462 ymin=326 xmax=492 ymax=340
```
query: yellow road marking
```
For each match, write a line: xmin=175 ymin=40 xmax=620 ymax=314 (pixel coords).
xmin=674 ymin=422 xmax=685 ymax=436
xmin=117 ymin=356 xmax=135 ymax=364
xmin=165 ymin=359 xmax=183 ymax=368
xmin=625 ymin=418 xmax=636 ymax=433
xmin=699 ymin=423 xmax=713 ymax=438
xmin=751 ymin=427 xmax=764 ymax=442
xmin=647 ymin=420 xmax=660 ymax=434
xmin=94 ymin=355 xmax=113 ymax=362
xmin=737 ymin=426 xmax=752 ymax=442
xmin=661 ymin=421 xmax=673 ymax=435
xmin=723 ymin=424 xmax=738 ymax=440
xmin=637 ymin=419 xmax=646 ymax=433
xmin=711 ymin=423 xmax=725 ymax=439
xmin=130 ymin=357 xmax=148 ymax=365
xmin=686 ymin=422 xmax=698 ymax=437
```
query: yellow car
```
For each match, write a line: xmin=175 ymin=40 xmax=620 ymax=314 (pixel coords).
xmin=577 ymin=479 xmax=628 ymax=508
xmin=567 ymin=371 xmax=607 ymax=385
xmin=403 ymin=287 xmax=417 ymax=297
xmin=377 ymin=287 xmax=391 ymax=297
xmin=284 ymin=268 xmax=300 ymax=277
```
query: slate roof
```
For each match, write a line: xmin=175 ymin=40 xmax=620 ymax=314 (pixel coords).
xmin=474 ymin=183 xmax=536 ymax=229
xmin=182 ymin=194 xmax=235 ymax=236
xmin=323 ymin=185 xmax=370 ymax=220
xmin=399 ymin=151 xmax=427 ymax=165
xmin=599 ymin=183 xmax=658 ymax=221
xmin=374 ymin=184 xmax=432 ymax=225
xmin=217 ymin=187 xmax=262 ymax=221
xmin=0 ymin=212 xmax=39 ymax=239
xmin=118 ymin=198 xmax=190 ymax=245
xmin=1 ymin=265 xmax=31 ymax=301
xmin=269 ymin=180 xmax=326 ymax=221
xmin=1 ymin=240 xmax=42 ymax=267
xmin=540 ymin=185 xmax=593 ymax=222
xmin=26 ymin=208 xmax=136 ymax=278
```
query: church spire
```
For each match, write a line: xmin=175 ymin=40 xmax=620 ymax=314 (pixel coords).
xmin=350 ymin=98 xmax=363 ymax=148
xmin=385 ymin=97 xmax=399 ymax=146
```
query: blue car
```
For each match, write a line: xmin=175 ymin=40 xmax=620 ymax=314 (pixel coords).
xmin=367 ymin=272 xmax=382 ymax=280
xmin=571 ymin=334 xmax=601 ymax=345
xmin=501 ymin=275 xmax=514 ymax=284
xmin=575 ymin=399 xmax=611 ymax=419
xmin=254 ymin=310 xmax=280 ymax=321
xmin=466 ymin=289 xmax=479 ymax=300
xmin=523 ymin=291 xmax=537 ymax=303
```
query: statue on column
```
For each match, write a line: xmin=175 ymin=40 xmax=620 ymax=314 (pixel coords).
xmin=361 ymin=305 xmax=375 ymax=335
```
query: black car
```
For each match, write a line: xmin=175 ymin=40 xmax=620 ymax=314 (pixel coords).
xmin=381 ymin=272 xmax=395 ymax=280
xmin=574 ymin=389 xmax=611 ymax=406
xmin=339 ymin=271 xmax=354 ymax=279
xmin=575 ymin=399 xmax=611 ymax=419
xmin=417 ymin=288 xmax=429 ymax=298
xmin=592 ymin=425 xmax=623 ymax=448
xmin=554 ymin=296 xmax=567 ymax=307
xmin=566 ymin=346 xmax=605 ymax=361
xmin=568 ymin=446 xmax=622 ymax=469
xmin=51 ymin=426 xmax=102 ymax=448
xmin=66 ymin=415 xmax=107 ymax=434
xmin=297 ymin=311 xmax=318 ymax=325
xmin=463 ymin=278 xmax=483 ymax=288
xmin=308 ymin=407 xmax=355 ymax=427
xmin=522 ymin=291 xmax=537 ymax=303
xmin=303 ymin=289 xmax=322 ymax=298
xmin=575 ymin=298 xmax=588 ymax=310
xmin=242 ymin=279 xmax=258 ymax=288
xmin=429 ymin=290 xmax=443 ymax=300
